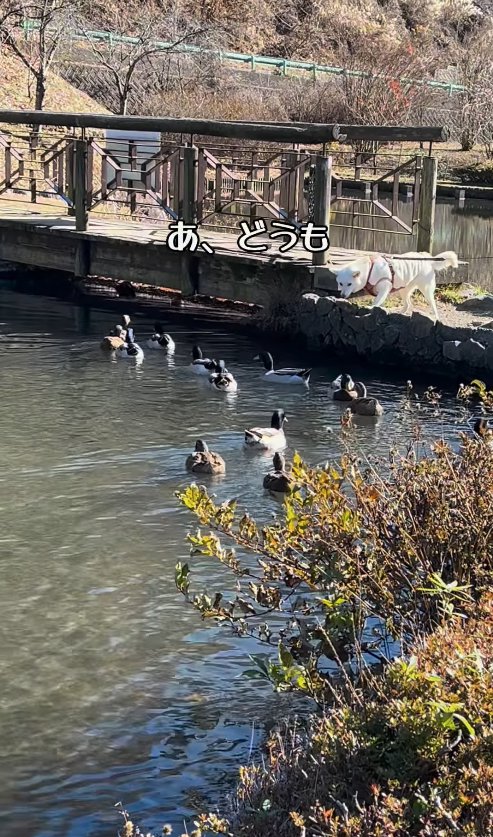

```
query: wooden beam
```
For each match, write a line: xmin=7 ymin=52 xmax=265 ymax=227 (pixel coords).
xmin=245 ymin=121 xmax=449 ymax=143
xmin=0 ymin=110 xmax=340 ymax=144
xmin=0 ymin=110 xmax=450 ymax=144
xmin=334 ymin=125 xmax=449 ymax=143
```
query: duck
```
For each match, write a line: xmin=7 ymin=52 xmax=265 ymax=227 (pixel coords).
xmin=254 ymin=351 xmax=311 ymax=386
xmin=209 ymin=360 xmax=238 ymax=393
xmin=147 ymin=323 xmax=175 ymax=352
xmin=118 ymin=335 xmax=144 ymax=362
xmin=185 ymin=440 xmax=226 ymax=475
xmin=263 ymin=452 xmax=294 ymax=494
xmin=349 ymin=383 xmax=384 ymax=417
xmin=190 ymin=345 xmax=217 ymax=376
xmin=100 ymin=324 xmax=126 ymax=351
xmin=329 ymin=373 xmax=355 ymax=392
xmin=121 ymin=314 xmax=135 ymax=342
xmin=332 ymin=373 xmax=361 ymax=401
xmin=473 ymin=418 xmax=493 ymax=444
xmin=245 ymin=409 xmax=287 ymax=451
xmin=116 ymin=281 xmax=136 ymax=299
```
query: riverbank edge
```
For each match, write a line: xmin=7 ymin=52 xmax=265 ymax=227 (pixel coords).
xmin=289 ymin=293 xmax=493 ymax=384
xmin=4 ymin=269 xmax=493 ymax=385
xmin=343 ymin=177 xmax=493 ymax=201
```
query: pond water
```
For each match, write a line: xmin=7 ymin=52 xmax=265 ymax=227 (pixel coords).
xmin=0 ymin=290 xmax=475 ymax=837
xmin=330 ymin=196 xmax=493 ymax=289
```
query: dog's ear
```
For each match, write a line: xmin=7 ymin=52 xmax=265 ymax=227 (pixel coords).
xmin=352 ymin=270 xmax=361 ymax=279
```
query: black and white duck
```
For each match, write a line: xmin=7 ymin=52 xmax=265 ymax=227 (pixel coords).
xmin=147 ymin=323 xmax=175 ymax=352
xmin=245 ymin=409 xmax=288 ymax=451
xmin=209 ymin=360 xmax=238 ymax=393
xmin=254 ymin=351 xmax=311 ymax=386
xmin=190 ymin=345 xmax=216 ymax=376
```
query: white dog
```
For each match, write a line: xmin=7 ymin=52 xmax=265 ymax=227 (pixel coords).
xmin=334 ymin=251 xmax=459 ymax=321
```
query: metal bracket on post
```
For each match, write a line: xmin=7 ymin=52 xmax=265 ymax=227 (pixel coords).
xmin=74 ymin=138 xmax=88 ymax=232
xmin=312 ymin=154 xmax=332 ymax=267
xmin=416 ymin=156 xmax=437 ymax=253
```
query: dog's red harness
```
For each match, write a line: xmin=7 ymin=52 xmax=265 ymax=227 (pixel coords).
xmin=365 ymin=256 xmax=398 ymax=297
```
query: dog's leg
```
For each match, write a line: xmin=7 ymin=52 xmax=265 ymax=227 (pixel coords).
xmin=399 ymin=283 xmax=414 ymax=315
xmin=369 ymin=280 xmax=392 ymax=309
xmin=421 ymin=274 xmax=439 ymax=321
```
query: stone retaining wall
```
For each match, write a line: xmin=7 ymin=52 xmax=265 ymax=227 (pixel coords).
xmin=296 ymin=294 xmax=493 ymax=380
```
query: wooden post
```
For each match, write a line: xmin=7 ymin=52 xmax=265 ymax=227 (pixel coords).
xmin=5 ymin=140 xmax=11 ymax=189
xmin=74 ymin=240 xmax=90 ymax=278
xmin=312 ymin=154 xmax=332 ymax=267
xmin=182 ymin=145 xmax=198 ymax=223
xmin=74 ymin=138 xmax=87 ymax=232
xmin=29 ymin=131 xmax=37 ymax=204
xmin=416 ymin=155 xmax=437 ymax=253
xmin=66 ymin=140 xmax=75 ymax=215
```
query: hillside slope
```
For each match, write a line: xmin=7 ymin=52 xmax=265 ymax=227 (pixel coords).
xmin=0 ymin=49 xmax=109 ymax=112
xmin=79 ymin=0 xmax=488 ymax=65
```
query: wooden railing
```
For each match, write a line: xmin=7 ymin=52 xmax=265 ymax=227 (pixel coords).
xmin=0 ymin=111 xmax=442 ymax=264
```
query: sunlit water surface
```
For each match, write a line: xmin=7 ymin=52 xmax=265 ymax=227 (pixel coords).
xmin=0 ymin=290 xmax=472 ymax=837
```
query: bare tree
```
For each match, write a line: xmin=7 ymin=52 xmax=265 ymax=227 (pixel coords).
xmin=81 ymin=2 xmax=210 ymax=115
xmin=334 ymin=43 xmax=440 ymax=152
xmin=0 ymin=0 xmax=76 ymax=110
xmin=452 ymin=26 xmax=493 ymax=152
xmin=282 ymin=42 xmax=439 ymax=153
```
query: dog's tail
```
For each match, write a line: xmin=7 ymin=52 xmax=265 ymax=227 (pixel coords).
xmin=434 ymin=251 xmax=459 ymax=271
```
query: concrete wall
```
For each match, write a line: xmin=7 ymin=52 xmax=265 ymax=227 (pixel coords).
xmin=0 ymin=221 xmax=316 ymax=307
xmin=296 ymin=294 xmax=493 ymax=380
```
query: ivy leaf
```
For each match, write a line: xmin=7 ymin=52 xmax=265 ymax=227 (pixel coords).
xmin=175 ymin=562 xmax=190 ymax=594
xmin=453 ymin=713 xmax=476 ymax=738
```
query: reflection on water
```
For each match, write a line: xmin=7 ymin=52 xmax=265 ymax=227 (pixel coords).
xmin=330 ymin=196 xmax=493 ymax=289
xmin=0 ymin=290 xmax=474 ymax=837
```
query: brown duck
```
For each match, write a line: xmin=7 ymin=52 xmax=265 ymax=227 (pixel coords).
xmin=263 ymin=452 xmax=294 ymax=494
xmin=100 ymin=315 xmax=133 ymax=351
xmin=186 ymin=440 xmax=226 ymax=475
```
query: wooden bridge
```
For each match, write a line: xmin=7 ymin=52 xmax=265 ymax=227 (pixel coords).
xmin=0 ymin=110 xmax=453 ymax=306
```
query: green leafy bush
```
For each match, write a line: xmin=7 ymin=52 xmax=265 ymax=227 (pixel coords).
xmin=176 ymin=436 xmax=493 ymax=703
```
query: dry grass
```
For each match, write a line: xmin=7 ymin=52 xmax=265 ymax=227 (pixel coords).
xmin=0 ymin=50 xmax=109 ymax=113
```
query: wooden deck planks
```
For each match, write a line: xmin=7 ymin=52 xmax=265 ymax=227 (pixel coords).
xmin=0 ymin=196 xmax=374 ymax=269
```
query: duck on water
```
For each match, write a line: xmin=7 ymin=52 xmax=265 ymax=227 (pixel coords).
xmin=349 ymin=383 xmax=384 ymax=417
xmin=254 ymin=352 xmax=311 ymax=386
xmin=100 ymin=314 xmax=134 ymax=351
xmin=244 ymin=409 xmax=287 ymax=451
xmin=118 ymin=335 xmax=145 ymax=362
xmin=186 ymin=440 xmax=226 ymax=474
xmin=332 ymin=373 xmax=361 ymax=402
xmin=190 ymin=345 xmax=216 ymax=376
xmin=147 ymin=323 xmax=176 ymax=352
xmin=209 ymin=360 xmax=238 ymax=393
xmin=263 ymin=452 xmax=294 ymax=495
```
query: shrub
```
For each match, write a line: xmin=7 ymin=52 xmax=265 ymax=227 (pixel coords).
xmin=224 ymin=595 xmax=493 ymax=836
xmin=453 ymin=161 xmax=493 ymax=185
xmin=176 ymin=435 xmax=493 ymax=704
